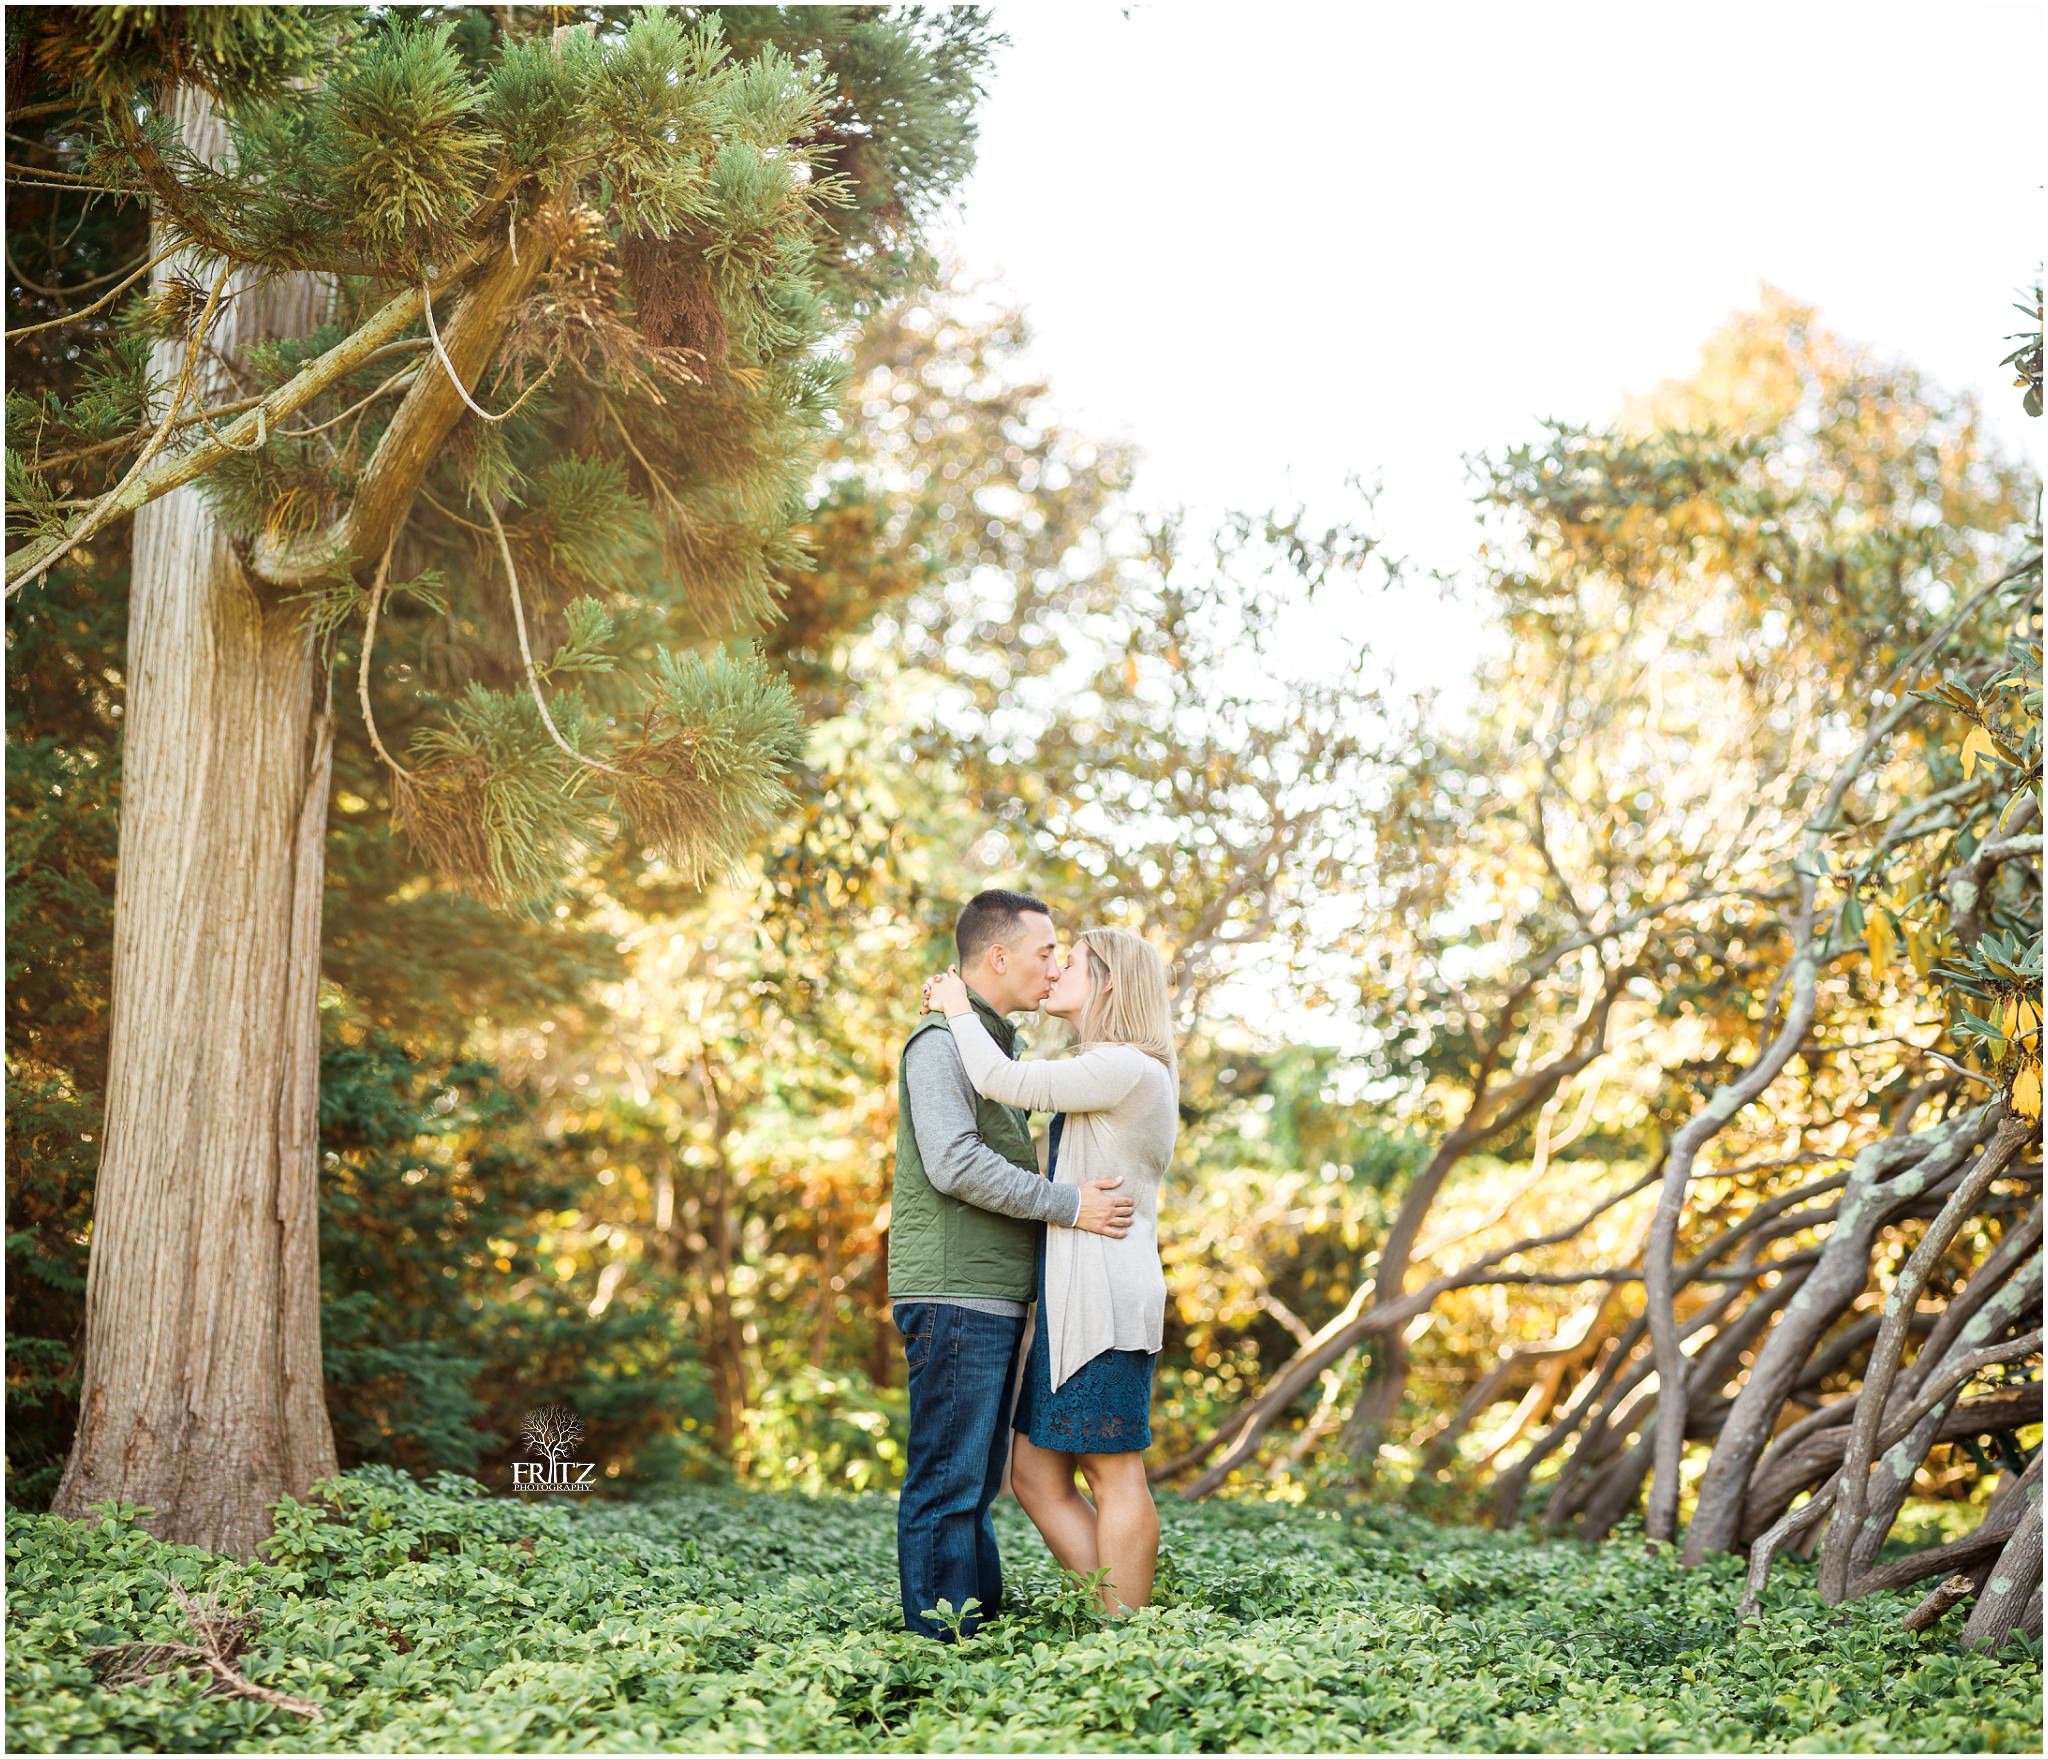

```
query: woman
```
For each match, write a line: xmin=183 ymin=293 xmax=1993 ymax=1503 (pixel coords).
xmin=925 ymin=927 xmax=1179 ymax=1615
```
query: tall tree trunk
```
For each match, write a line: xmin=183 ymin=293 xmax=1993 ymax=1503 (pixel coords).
xmin=49 ymin=85 xmax=338 ymax=1560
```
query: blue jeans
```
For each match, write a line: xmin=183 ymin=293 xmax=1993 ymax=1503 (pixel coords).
xmin=892 ymin=1300 xmax=1027 ymax=1640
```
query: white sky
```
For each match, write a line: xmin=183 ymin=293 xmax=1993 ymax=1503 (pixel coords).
xmin=945 ymin=0 xmax=2047 ymax=706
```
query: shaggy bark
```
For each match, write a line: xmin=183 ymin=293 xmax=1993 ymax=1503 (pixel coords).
xmin=48 ymin=78 xmax=555 ymax=1557
xmin=48 ymin=86 xmax=341 ymax=1559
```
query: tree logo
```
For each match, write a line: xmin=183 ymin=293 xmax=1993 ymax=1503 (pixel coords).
xmin=511 ymin=1402 xmax=598 ymax=1492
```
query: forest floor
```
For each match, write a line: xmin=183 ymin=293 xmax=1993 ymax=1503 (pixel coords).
xmin=5 ymin=1468 xmax=2041 ymax=1752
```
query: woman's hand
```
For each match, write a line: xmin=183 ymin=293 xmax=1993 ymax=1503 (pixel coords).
xmin=924 ymin=967 xmax=971 ymax=1016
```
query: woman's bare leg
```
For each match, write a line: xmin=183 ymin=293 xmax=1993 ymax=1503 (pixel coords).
xmin=1079 ymin=1451 xmax=1157 ymax=1614
xmin=1009 ymin=1433 xmax=1099 ymax=1577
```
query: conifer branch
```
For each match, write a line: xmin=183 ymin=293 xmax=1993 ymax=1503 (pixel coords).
xmin=603 ymin=401 xmax=687 ymax=517
xmin=103 ymin=88 xmax=536 ymax=279
xmin=249 ymin=215 xmax=561 ymax=590
xmin=3 ymin=161 xmax=114 ymax=186
xmin=416 ymin=483 xmax=493 ymax=536
xmin=9 ymin=99 xmax=86 ymax=126
xmin=27 ymin=342 xmax=428 ymax=472
xmin=4 ymin=251 xmax=487 ymax=592
xmin=30 ymin=394 xmax=261 ymax=470
xmin=484 ymin=495 xmax=623 ymax=777
xmin=8 ymin=176 xmax=134 ymax=195
xmin=5 ymin=257 xmax=232 ymax=596
xmin=190 ymin=402 xmax=269 ymax=455
xmin=107 ymin=106 xmax=269 ymax=269
xmin=106 ymin=101 xmax=378 ymax=279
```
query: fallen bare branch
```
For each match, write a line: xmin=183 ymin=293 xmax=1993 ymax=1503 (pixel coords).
xmin=87 ymin=1573 xmax=321 ymax=1721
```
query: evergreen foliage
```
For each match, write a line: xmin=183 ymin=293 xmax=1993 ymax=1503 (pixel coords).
xmin=1 ymin=2 xmax=995 ymax=1510
xmin=8 ymin=18 xmax=2034 ymax=1694
xmin=15 ymin=6 xmax=335 ymax=113
xmin=5 ymin=4 xmax=999 ymax=908
xmin=317 ymin=1032 xmax=717 ymax=1486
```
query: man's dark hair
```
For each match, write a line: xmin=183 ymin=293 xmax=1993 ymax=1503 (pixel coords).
xmin=956 ymin=888 xmax=1052 ymax=966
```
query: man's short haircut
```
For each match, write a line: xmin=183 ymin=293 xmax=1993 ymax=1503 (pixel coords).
xmin=956 ymin=888 xmax=1052 ymax=966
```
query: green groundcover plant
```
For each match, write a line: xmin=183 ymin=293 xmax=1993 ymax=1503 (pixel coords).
xmin=5 ymin=1470 xmax=2040 ymax=1753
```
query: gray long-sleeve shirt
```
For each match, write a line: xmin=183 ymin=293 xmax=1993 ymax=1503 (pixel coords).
xmin=902 ymin=1027 xmax=1082 ymax=1318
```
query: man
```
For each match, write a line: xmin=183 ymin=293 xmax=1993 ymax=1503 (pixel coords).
xmin=888 ymin=888 xmax=1135 ymax=1641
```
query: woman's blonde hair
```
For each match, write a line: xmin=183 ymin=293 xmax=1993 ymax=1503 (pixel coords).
xmin=1073 ymin=927 xmax=1178 ymax=1089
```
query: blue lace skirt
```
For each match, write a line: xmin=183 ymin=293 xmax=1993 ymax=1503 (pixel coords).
xmin=1011 ymin=1114 xmax=1157 ymax=1455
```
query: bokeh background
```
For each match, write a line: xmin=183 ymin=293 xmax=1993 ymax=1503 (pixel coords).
xmin=6 ymin=3 xmax=2040 ymax=1576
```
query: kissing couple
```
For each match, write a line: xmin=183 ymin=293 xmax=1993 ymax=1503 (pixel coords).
xmin=886 ymin=888 xmax=1180 ymax=1641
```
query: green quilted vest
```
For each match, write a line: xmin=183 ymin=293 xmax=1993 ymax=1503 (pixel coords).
xmin=886 ymin=989 xmax=1042 ymax=1302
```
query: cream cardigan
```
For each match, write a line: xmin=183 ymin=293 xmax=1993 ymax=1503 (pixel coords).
xmin=943 ymin=1007 xmax=1178 ymax=1394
